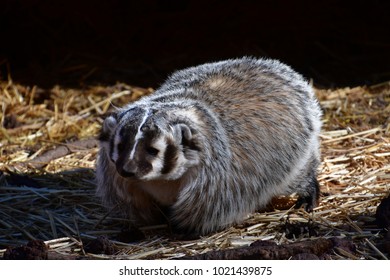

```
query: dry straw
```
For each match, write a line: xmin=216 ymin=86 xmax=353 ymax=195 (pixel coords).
xmin=0 ymin=78 xmax=389 ymax=259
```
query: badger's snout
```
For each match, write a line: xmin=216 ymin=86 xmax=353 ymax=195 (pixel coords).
xmin=116 ymin=161 xmax=136 ymax=178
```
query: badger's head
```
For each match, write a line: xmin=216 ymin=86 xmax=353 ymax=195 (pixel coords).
xmin=99 ymin=106 xmax=201 ymax=181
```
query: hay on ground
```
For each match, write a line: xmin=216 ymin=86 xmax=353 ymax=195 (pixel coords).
xmin=0 ymin=79 xmax=389 ymax=259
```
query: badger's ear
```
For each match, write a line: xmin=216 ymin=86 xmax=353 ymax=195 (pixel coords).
xmin=173 ymin=123 xmax=200 ymax=166
xmin=173 ymin=123 xmax=200 ymax=151
xmin=99 ymin=114 xmax=117 ymax=141
xmin=173 ymin=123 xmax=191 ymax=144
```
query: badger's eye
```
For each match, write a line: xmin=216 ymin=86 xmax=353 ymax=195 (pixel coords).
xmin=146 ymin=146 xmax=159 ymax=156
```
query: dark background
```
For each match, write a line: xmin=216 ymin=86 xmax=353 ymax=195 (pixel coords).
xmin=1 ymin=0 xmax=389 ymax=89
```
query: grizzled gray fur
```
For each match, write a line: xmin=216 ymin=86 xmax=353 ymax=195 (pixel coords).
xmin=96 ymin=57 xmax=322 ymax=235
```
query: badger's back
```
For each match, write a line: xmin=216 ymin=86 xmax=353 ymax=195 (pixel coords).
xmin=96 ymin=57 xmax=322 ymax=235
xmin=151 ymin=57 xmax=321 ymax=158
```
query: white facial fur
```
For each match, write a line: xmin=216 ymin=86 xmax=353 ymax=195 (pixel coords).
xmin=129 ymin=108 xmax=150 ymax=160
xmin=103 ymin=106 xmax=201 ymax=182
xmin=140 ymin=136 xmax=167 ymax=180
xmin=139 ymin=124 xmax=200 ymax=181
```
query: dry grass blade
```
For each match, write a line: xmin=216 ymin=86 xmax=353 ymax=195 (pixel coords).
xmin=0 ymin=80 xmax=389 ymax=259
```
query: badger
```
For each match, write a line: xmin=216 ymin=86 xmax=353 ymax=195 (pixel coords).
xmin=96 ymin=57 xmax=322 ymax=235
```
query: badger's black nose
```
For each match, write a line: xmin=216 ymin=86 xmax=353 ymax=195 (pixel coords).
xmin=118 ymin=169 xmax=135 ymax=178
xmin=116 ymin=163 xmax=135 ymax=178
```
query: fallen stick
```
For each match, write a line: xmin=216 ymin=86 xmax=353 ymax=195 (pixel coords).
xmin=24 ymin=138 xmax=98 ymax=169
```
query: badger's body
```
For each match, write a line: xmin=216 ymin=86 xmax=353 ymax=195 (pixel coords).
xmin=96 ymin=57 xmax=322 ymax=235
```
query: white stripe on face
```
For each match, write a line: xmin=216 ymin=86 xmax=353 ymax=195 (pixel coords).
xmin=129 ymin=108 xmax=150 ymax=160
xmin=111 ymin=133 xmax=120 ymax=162
xmin=143 ymin=137 xmax=166 ymax=178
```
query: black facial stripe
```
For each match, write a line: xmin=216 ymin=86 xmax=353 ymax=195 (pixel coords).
xmin=98 ymin=130 xmax=110 ymax=142
xmin=161 ymin=140 xmax=178 ymax=174
xmin=117 ymin=141 xmax=126 ymax=153
xmin=141 ymin=128 xmax=160 ymax=156
xmin=141 ymin=133 xmax=154 ymax=149
xmin=146 ymin=146 xmax=159 ymax=156
xmin=118 ymin=106 xmax=143 ymax=119
xmin=109 ymin=135 xmax=115 ymax=160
